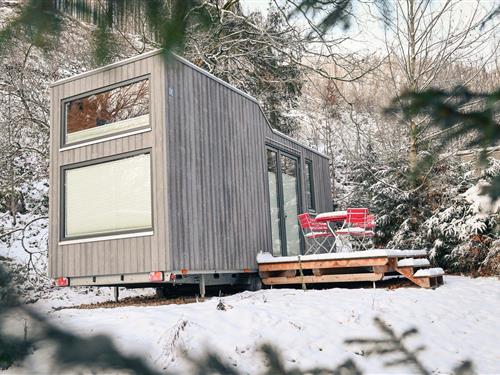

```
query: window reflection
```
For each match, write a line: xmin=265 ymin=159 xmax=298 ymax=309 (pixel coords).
xmin=267 ymin=150 xmax=281 ymax=256
xmin=280 ymin=155 xmax=300 ymax=256
xmin=305 ymin=160 xmax=315 ymax=211
xmin=65 ymin=79 xmax=149 ymax=144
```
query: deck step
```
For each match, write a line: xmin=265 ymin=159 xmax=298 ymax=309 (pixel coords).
xmin=413 ymin=267 xmax=445 ymax=278
xmin=397 ymin=258 xmax=430 ymax=268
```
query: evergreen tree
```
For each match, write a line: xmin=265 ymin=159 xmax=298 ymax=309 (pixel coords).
xmin=346 ymin=149 xmax=499 ymax=274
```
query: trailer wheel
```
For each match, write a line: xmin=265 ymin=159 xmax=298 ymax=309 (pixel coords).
xmin=247 ymin=275 xmax=262 ymax=291
xmin=155 ymin=286 xmax=167 ymax=299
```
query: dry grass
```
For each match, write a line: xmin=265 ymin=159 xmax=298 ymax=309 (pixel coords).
xmin=53 ymin=295 xmax=206 ymax=311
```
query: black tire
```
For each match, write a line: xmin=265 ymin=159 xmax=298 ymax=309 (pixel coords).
xmin=247 ymin=275 xmax=262 ymax=291
xmin=155 ymin=286 xmax=167 ymax=299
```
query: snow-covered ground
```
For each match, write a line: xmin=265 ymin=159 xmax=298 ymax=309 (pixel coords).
xmin=10 ymin=275 xmax=500 ymax=374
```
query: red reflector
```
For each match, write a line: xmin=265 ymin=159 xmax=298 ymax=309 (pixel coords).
xmin=181 ymin=268 xmax=188 ymax=275
xmin=148 ymin=271 xmax=163 ymax=282
xmin=56 ymin=277 xmax=69 ymax=287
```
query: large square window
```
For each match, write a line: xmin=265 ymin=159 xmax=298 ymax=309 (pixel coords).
xmin=63 ymin=78 xmax=150 ymax=145
xmin=63 ymin=152 xmax=153 ymax=240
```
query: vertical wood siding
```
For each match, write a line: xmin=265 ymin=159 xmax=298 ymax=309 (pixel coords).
xmin=49 ymin=53 xmax=169 ymax=278
xmin=165 ymin=59 xmax=331 ymax=272
xmin=165 ymin=60 xmax=270 ymax=271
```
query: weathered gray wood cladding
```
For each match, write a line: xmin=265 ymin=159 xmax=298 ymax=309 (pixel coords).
xmin=49 ymin=52 xmax=168 ymax=278
xmin=165 ymin=60 xmax=270 ymax=272
xmin=49 ymin=51 xmax=331 ymax=279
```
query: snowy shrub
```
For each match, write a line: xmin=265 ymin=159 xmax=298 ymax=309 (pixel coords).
xmin=346 ymin=151 xmax=499 ymax=275
xmin=424 ymin=186 xmax=498 ymax=274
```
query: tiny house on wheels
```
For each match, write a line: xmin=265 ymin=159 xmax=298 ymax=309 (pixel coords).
xmin=49 ymin=50 xmax=331 ymax=294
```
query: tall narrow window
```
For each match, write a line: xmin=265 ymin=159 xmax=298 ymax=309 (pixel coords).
xmin=280 ymin=155 xmax=300 ymax=256
xmin=305 ymin=160 xmax=315 ymax=212
xmin=63 ymin=152 xmax=152 ymax=239
xmin=64 ymin=78 xmax=150 ymax=145
xmin=267 ymin=150 xmax=281 ymax=256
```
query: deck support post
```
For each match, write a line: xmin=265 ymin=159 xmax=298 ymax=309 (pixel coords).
xmin=298 ymin=255 xmax=307 ymax=291
xmin=113 ymin=286 xmax=119 ymax=302
xmin=199 ymin=274 xmax=206 ymax=298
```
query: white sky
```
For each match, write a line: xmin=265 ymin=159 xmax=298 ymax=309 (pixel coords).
xmin=241 ymin=0 xmax=271 ymax=14
xmin=240 ymin=0 xmax=500 ymax=59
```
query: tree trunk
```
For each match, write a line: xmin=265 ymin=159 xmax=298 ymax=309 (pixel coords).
xmin=409 ymin=119 xmax=418 ymax=176
xmin=407 ymin=0 xmax=418 ymax=183
xmin=324 ymin=119 xmax=336 ymax=205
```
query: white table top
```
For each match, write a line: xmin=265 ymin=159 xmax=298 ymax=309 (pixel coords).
xmin=315 ymin=211 xmax=347 ymax=220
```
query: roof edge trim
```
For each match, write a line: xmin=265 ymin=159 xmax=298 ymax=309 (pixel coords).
xmin=50 ymin=49 xmax=163 ymax=87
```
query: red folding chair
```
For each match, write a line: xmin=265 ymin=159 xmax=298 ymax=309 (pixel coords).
xmin=298 ymin=213 xmax=335 ymax=254
xmin=335 ymin=208 xmax=375 ymax=250
xmin=362 ymin=214 xmax=376 ymax=230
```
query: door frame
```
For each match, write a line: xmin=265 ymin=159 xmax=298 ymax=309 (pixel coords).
xmin=265 ymin=145 xmax=303 ymax=256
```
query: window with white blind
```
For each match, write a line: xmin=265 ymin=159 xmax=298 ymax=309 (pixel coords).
xmin=62 ymin=152 xmax=153 ymax=240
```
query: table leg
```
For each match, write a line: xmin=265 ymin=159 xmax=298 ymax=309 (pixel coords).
xmin=327 ymin=221 xmax=340 ymax=253
xmin=328 ymin=220 xmax=351 ymax=253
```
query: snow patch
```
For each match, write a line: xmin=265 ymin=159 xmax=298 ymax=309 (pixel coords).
xmin=7 ymin=276 xmax=499 ymax=374
xmin=397 ymin=258 xmax=430 ymax=267
xmin=462 ymin=181 xmax=499 ymax=214
xmin=257 ymin=249 xmax=428 ymax=264
xmin=414 ymin=267 xmax=445 ymax=277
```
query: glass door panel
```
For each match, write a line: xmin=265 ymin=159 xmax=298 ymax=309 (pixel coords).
xmin=280 ymin=155 xmax=300 ymax=256
xmin=267 ymin=150 xmax=282 ymax=256
xmin=266 ymin=147 xmax=302 ymax=256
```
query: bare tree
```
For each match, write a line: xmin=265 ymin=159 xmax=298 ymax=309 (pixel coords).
xmin=295 ymin=0 xmax=499 ymax=207
xmin=379 ymin=0 xmax=499 ymax=177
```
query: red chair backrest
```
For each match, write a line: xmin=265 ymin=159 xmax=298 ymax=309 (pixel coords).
xmin=366 ymin=215 xmax=375 ymax=229
xmin=346 ymin=208 xmax=368 ymax=224
xmin=345 ymin=209 xmax=376 ymax=230
xmin=298 ymin=213 xmax=314 ymax=229
xmin=297 ymin=213 xmax=329 ymax=232
xmin=363 ymin=214 xmax=376 ymax=229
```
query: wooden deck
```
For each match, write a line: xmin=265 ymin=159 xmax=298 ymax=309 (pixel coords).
xmin=257 ymin=250 xmax=444 ymax=289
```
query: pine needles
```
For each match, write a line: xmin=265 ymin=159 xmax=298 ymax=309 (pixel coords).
xmin=345 ymin=317 xmax=475 ymax=375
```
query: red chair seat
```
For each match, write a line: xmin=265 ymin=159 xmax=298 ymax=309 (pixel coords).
xmin=336 ymin=227 xmax=374 ymax=237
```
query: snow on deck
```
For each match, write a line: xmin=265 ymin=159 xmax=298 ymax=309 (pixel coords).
xmin=10 ymin=276 xmax=500 ymax=374
xmin=414 ymin=267 xmax=445 ymax=277
xmin=397 ymin=258 xmax=431 ymax=267
xmin=257 ymin=249 xmax=428 ymax=264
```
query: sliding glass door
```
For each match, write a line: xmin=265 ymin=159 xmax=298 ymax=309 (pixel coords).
xmin=266 ymin=148 xmax=302 ymax=256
